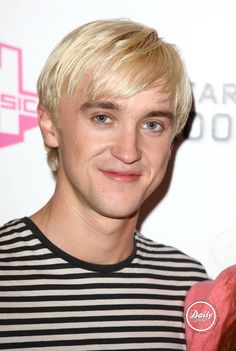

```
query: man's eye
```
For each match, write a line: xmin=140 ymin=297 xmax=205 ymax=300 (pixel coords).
xmin=94 ymin=115 xmax=110 ymax=124
xmin=144 ymin=121 xmax=162 ymax=131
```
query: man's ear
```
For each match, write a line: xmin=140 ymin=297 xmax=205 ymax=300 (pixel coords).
xmin=37 ymin=104 xmax=59 ymax=148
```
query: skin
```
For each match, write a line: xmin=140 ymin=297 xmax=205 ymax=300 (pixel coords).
xmin=32 ymin=80 xmax=176 ymax=265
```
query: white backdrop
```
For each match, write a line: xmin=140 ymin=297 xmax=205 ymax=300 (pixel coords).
xmin=0 ymin=0 xmax=235 ymax=278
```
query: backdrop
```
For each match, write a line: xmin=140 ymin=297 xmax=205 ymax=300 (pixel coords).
xmin=1 ymin=0 xmax=235 ymax=278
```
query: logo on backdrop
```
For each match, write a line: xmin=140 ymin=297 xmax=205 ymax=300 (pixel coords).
xmin=0 ymin=43 xmax=234 ymax=146
xmin=0 ymin=43 xmax=38 ymax=148
xmin=190 ymin=83 xmax=235 ymax=142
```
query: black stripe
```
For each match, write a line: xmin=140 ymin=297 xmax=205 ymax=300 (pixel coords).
xmin=136 ymin=238 xmax=165 ymax=247
xmin=0 ymin=243 xmax=44 ymax=254
xmin=135 ymin=253 xmax=204 ymax=264
xmin=136 ymin=245 xmax=184 ymax=254
xmin=130 ymin=263 xmax=205 ymax=273
xmin=0 ymin=282 xmax=189 ymax=292
xmin=0 ymin=233 xmax=35 ymax=246
xmin=0 ymin=294 xmax=185 ymax=304
xmin=0 ymin=325 xmax=184 ymax=337
xmin=0 ymin=285 xmax=195 ymax=294
xmin=0 ymin=271 xmax=206 ymax=281
xmin=0 ymin=253 xmax=54 ymax=262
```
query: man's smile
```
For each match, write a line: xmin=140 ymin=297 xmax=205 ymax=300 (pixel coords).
xmin=98 ymin=168 xmax=142 ymax=183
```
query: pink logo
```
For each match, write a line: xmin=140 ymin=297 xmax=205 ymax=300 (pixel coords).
xmin=0 ymin=43 xmax=38 ymax=147
xmin=185 ymin=300 xmax=218 ymax=333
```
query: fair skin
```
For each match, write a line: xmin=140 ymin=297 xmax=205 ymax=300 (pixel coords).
xmin=32 ymin=80 xmax=176 ymax=265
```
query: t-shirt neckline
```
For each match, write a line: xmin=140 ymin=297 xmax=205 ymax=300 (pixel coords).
xmin=22 ymin=216 xmax=137 ymax=273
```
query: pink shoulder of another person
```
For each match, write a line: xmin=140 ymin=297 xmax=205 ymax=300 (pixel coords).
xmin=184 ymin=264 xmax=236 ymax=351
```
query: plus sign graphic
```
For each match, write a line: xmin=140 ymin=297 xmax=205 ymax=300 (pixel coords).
xmin=0 ymin=43 xmax=38 ymax=148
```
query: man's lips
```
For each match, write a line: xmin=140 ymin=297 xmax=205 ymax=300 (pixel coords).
xmin=99 ymin=169 xmax=142 ymax=182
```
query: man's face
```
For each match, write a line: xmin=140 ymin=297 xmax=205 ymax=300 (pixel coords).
xmin=52 ymin=82 xmax=176 ymax=219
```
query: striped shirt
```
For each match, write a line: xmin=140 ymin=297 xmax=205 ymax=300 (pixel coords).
xmin=0 ymin=217 xmax=207 ymax=350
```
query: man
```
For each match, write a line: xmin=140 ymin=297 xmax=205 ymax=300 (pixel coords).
xmin=0 ymin=19 xmax=207 ymax=350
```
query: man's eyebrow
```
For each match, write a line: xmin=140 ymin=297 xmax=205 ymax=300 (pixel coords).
xmin=145 ymin=110 xmax=174 ymax=119
xmin=79 ymin=101 xmax=174 ymax=120
xmin=79 ymin=101 xmax=122 ymax=112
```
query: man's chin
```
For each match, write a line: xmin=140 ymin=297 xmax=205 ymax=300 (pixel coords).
xmin=97 ymin=206 xmax=139 ymax=221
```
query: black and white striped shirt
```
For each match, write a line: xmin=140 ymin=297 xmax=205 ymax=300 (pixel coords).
xmin=0 ymin=217 xmax=207 ymax=350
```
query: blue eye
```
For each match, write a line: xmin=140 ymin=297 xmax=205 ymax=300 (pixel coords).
xmin=95 ymin=115 xmax=110 ymax=123
xmin=144 ymin=121 xmax=162 ymax=131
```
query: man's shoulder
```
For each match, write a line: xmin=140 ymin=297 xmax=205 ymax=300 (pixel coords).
xmin=135 ymin=229 xmax=201 ymax=261
xmin=0 ymin=218 xmax=28 ymax=239
xmin=135 ymin=230 xmax=208 ymax=278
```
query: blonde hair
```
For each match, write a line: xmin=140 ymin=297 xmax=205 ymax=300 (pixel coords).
xmin=37 ymin=19 xmax=192 ymax=172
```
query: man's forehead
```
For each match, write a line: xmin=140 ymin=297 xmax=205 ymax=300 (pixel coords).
xmin=83 ymin=90 xmax=174 ymax=114
xmin=78 ymin=80 xmax=174 ymax=102
xmin=61 ymin=77 xmax=176 ymax=115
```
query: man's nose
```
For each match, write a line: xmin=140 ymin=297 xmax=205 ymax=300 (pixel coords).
xmin=111 ymin=127 xmax=142 ymax=164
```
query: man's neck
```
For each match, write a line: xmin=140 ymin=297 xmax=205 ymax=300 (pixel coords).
xmin=30 ymin=189 xmax=138 ymax=265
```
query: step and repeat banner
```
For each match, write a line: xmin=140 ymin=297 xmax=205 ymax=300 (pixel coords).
xmin=0 ymin=0 xmax=235 ymax=278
